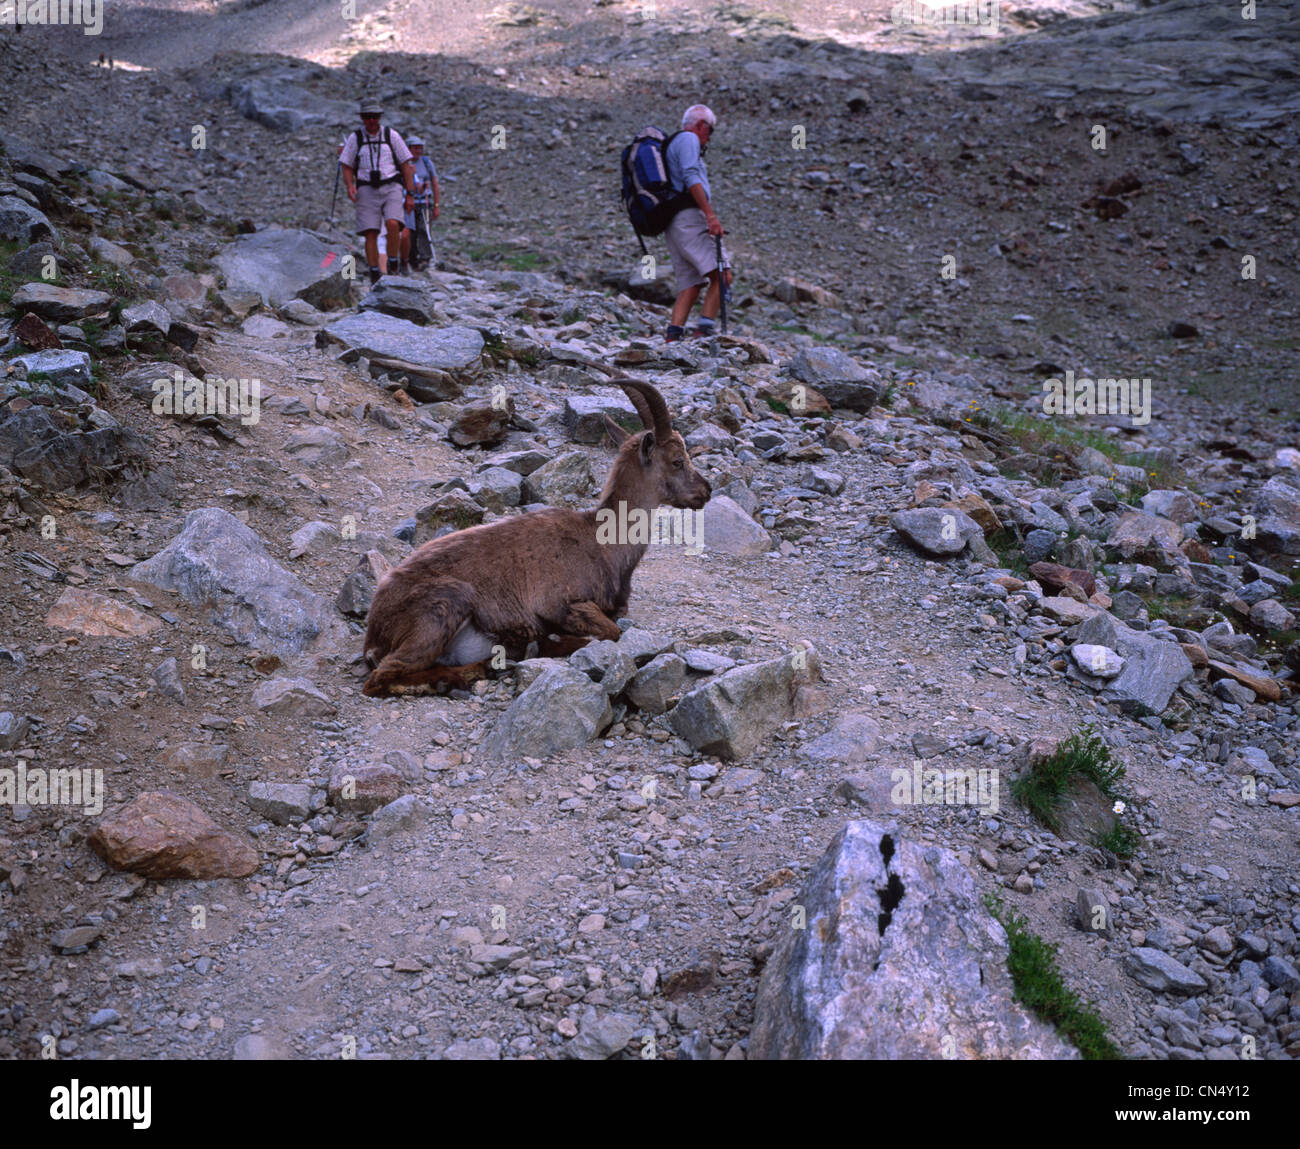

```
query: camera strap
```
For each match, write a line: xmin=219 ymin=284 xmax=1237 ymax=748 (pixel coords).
xmin=355 ymin=126 xmax=393 ymax=181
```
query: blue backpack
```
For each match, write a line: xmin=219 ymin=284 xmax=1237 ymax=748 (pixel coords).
xmin=620 ymin=127 xmax=692 ymax=252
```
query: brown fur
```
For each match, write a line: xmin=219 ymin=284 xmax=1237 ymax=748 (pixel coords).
xmin=362 ymin=380 xmax=710 ymax=697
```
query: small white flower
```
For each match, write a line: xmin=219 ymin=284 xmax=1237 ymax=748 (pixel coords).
xmin=1112 ymin=801 xmax=1126 ymax=815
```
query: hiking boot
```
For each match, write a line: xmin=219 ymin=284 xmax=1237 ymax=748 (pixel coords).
xmin=368 ymin=266 xmax=381 ymax=285
xmin=387 ymin=258 xmax=400 ymax=276
xmin=399 ymin=260 xmax=411 ymax=275
xmin=665 ymin=325 xmax=686 ymax=343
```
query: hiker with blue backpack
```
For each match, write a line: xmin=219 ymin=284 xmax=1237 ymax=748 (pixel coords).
xmin=621 ymin=104 xmax=733 ymax=342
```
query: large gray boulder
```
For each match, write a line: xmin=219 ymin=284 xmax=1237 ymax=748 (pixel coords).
xmin=669 ymin=644 xmax=822 ymax=759
xmin=205 ymin=59 xmax=354 ymax=133
xmin=1253 ymin=475 xmax=1300 ymax=556
xmin=321 ymin=311 xmax=485 ymax=374
xmin=359 ymin=276 xmax=441 ymax=325
xmin=749 ymin=820 xmax=1079 ymax=1060
xmin=1072 ymin=613 xmax=1193 ymax=715
xmin=890 ymin=507 xmax=987 ymax=559
xmin=480 ymin=664 xmax=612 ymax=761
xmin=129 ymin=508 xmax=340 ymax=655
xmin=0 ymin=130 xmax=72 ymax=181
xmin=0 ymin=196 xmax=58 ymax=244
xmin=786 ymin=346 xmax=881 ymax=412
xmin=0 ymin=407 xmax=135 ymax=492
xmin=215 ymin=229 xmax=354 ymax=310
xmin=625 ymin=653 xmax=687 ymax=715
xmin=1125 ymin=948 xmax=1208 ymax=995
xmin=1106 ymin=511 xmax=1185 ymax=564
xmin=521 ymin=452 xmax=593 ymax=505
xmin=786 ymin=345 xmax=874 ymax=385
xmin=701 ymin=494 xmax=771 ymax=556
xmin=563 ymin=393 xmax=640 ymax=444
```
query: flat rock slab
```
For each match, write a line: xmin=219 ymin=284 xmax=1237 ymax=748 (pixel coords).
xmin=1125 ymin=948 xmax=1208 ymax=995
xmin=89 ymin=791 xmax=259 ymax=879
xmin=322 ymin=311 xmax=485 ymax=373
xmin=251 ymin=676 xmax=336 ymax=717
xmin=12 ymin=349 xmax=92 ymax=389
xmin=11 ymin=283 xmax=111 ymax=322
xmin=215 ymin=229 xmax=354 ymax=310
xmin=1206 ymin=660 xmax=1282 ymax=703
xmin=1041 ymin=596 xmax=1102 ymax=626
xmin=45 ymin=587 xmax=160 ymax=638
xmin=749 ymin=820 xmax=1078 ymax=1059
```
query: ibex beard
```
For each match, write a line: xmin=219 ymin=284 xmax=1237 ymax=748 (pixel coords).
xmin=361 ymin=379 xmax=710 ymax=698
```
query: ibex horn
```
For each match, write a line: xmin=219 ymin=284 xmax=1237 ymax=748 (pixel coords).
xmin=617 ymin=377 xmax=671 ymax=440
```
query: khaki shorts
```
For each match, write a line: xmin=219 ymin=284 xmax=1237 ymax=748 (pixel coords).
xmin=355 ymin=182 xmax=405 ymax=234
xmin=665 ymin=207 xmax=728 ymax=294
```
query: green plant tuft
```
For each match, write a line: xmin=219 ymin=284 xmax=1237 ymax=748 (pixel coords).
xmin=1012 ymin=724 xmax=1126 ymax=832
xmin=985 ymin=893 xmax=1123 ymax=1059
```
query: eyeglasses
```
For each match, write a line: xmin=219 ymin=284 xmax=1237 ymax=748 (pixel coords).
xmin=361 ymin=114 xmax=380 ymax=121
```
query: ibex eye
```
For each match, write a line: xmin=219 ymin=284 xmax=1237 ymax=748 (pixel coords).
xmin=674 ymin=459 xmax=684 ymax=469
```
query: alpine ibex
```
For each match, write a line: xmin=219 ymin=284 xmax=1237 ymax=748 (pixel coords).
xmin=362 ymin=375 xmax=710 ymax=696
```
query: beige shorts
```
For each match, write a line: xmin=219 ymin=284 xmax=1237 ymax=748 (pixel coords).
xmin=355 ymin=183 xmax=405 ymax=234
xmin=665 ymin=207 xmax=728 ymax=294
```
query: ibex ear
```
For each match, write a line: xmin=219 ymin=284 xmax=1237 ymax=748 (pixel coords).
xmin=603 ymin=415 xmax=630 ymax=446
xmin=638 ymin=430 xmax=656 ymax=464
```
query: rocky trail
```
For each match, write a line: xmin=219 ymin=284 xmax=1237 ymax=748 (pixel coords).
xmin=0 ymin=1 xmax=1298 ymax=1062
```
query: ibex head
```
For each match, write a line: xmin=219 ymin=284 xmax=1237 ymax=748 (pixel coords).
xmin=602 ymin=378 xmax=712 ymax=511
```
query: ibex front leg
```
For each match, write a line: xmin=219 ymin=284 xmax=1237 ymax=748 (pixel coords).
xmin=536 ymin=601 xmax=623 ymax=657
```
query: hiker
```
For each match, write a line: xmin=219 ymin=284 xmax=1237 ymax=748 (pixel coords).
xmin=339 ymin=99 xmax=417 ymax=284
xmin=663 ymin=104 xmax=732 ymax=342
xmin=400 ymin=136 xmax=440 ymax=273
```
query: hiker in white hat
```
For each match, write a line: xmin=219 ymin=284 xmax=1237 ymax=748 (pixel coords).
xmin=339 ymin=99 xmax=418 ymax=284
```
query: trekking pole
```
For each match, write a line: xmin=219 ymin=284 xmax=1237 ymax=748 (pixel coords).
xmin=423 ymin=204 xmax=436 ymax=269
xmin=330 ymin=160 xmax=340 ymax=227
xmin=716 ymin=234 xmax=728 ymax=335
